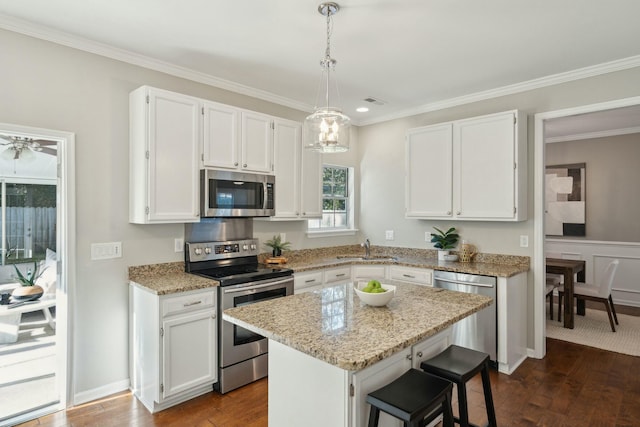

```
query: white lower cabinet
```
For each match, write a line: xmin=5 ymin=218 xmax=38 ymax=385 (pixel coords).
xmin=352 ymin=265 xmax=387 ymax=282
xmin=351 ymin=329 xmax=451 ymax=427
xmin=130 ymin=285 xmax=217 ymax=413
xmin=388 ymin=265 xmax=433 ymax=286
xmin=294 ymin=267 xmax=352 ymax=294
xmin=294 ymin=271 xmax=324 ymax=294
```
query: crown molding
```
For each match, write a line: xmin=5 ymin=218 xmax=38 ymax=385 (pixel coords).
xmin=545 ymin=126 xmax=640 ymax=143
xmin=358 ymin=55 xmax=640 ymax=126
xmin=2 ymin=14 xmax=639 ymax=127
xmin=0 ymin=14 xmax=314 ymax=114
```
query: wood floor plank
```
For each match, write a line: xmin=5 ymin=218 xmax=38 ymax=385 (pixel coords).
xmin=15 ymin=338 xmax=640 ymax=427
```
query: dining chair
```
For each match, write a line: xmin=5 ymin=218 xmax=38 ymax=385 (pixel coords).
xmin=557 ymin=259 xmax=619 ymax=332
xmin=546 ymin=275 xmax=560 ymax=320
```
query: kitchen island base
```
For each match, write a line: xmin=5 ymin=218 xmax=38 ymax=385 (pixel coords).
xmin=268 ymin=329 xmax=452 ymax=427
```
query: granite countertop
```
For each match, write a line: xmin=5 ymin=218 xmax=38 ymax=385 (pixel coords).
xmin=223 ymin=280 xmax=492 ymax=371
xmin=128 ymin=262 xmax=219 ymax=295
xmin=272 ymin=245 xmax=530 ymax=278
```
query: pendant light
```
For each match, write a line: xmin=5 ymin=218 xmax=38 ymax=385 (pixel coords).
xmin=304 ymin=2 xmax=351 ymax=153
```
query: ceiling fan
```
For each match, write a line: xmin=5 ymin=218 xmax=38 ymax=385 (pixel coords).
xmin=0 ymin=134 xmax=57 ymax=161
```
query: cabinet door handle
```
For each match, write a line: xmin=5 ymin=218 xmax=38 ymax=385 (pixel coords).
xmin=184 ymin=300 xmax=202 ymax=307
xmin=305 ymin=279 xmax=316 ymax=283
xmin=416 ymin=351 xmax=423 ymax=358
xmin=243 ymin=163 xmax=247 ymax=168
xmin=234 ymin=162 xmax=238 ymax=166
xmin=457 ymin=211 xmax=461 ymax=215
xmin=446 ymin=211 xmax=452 ymax=215
xmin=336 ymin=273 xmax=346 ymax=277
xmin=402 ymin=274 xmax=415 ymax=278
xmin=406 ymin=354 xmax=412 ymax=360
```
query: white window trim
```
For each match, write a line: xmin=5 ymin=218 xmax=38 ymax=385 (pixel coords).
xmin=308 ymin=164 xmax=355 ymax=233
xmin=306 ymin=228 xmax=359 ymax=238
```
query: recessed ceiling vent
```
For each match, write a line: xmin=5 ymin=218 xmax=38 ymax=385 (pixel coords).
xmin=363 ymin=97 xmax=386 ymax=106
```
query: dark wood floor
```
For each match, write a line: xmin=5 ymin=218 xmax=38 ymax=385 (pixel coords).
xmin=19 ymin=304 xmax=640 ymax=427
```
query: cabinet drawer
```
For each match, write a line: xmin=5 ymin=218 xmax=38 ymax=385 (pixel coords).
xmin=162 ymin=289 xmax=216 ymax=318
xmin=389 ymin=266 xmax=432 ymax=285
xmin=294 ymin=271 xmax=324 ymax=292
xmin=324 ymin=267 xmax=351 ymax=283
xmin=352 ymin=265 xmax=386 ymax=280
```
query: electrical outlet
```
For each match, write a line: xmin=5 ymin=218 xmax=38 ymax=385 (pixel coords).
xmin=385 ymin=230 xmax=394 ymax=240
xmin=425 ymin=231 xmax=430 ymax=242
xmin=280 ymin=233 xmax=286 ymax=243
xmin=174 ymin=238 xmax=184 ymax=252
xmin=520 ymin=235 xmax=529 ymax=248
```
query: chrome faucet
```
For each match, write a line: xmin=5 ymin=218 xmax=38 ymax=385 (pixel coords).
xmin=361 ymin=239 xmax=371 ymax=258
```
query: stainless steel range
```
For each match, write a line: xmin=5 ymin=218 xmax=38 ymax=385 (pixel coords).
xmin=185 ymin=237 xmax=293 ymax=394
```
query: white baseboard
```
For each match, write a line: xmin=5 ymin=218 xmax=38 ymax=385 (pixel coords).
xmin=73 ymin=378 xmax=130 ymax=406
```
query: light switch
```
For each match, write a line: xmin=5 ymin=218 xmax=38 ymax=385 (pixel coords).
xmin=174 ymin=238 xmax=184 ymax=252
xmin=519 ymin=235 xmax=529 ymax=248
xmin=91 ymin=242 xmax=122 ymax=260
xmin=385 ymin=230 xmax=394 ymax=240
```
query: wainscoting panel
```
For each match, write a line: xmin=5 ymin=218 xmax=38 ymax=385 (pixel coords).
xmin=546 ymin=239 xmax=640 ymax=307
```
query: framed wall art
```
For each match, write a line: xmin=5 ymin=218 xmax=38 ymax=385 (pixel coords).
xmin=545 ymin=163 xmax=586 ymax=236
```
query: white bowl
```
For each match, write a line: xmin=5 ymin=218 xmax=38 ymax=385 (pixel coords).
xmin=354 ymin=283 xmax=396 ymax=306
xmin=443 ymin=254 xmax=459 ymax=261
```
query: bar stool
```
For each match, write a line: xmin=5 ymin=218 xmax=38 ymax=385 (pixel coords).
xmin=420 ymin=345 xmax=497 ymax=427
xmin=366 ymin=368 xmax=454 ymax=427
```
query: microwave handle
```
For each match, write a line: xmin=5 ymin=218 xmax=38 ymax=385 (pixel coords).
xmin=262 ymin=182 xmax=267 ymax=209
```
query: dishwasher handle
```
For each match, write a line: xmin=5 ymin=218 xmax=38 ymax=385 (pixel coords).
xmin=434 ymin=277 xmax=495 ymax=288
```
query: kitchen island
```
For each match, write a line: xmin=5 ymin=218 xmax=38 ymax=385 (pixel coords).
xmin=223 ymin=281 xmax=492 ymax=427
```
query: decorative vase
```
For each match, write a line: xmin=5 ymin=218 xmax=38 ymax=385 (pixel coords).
xmin=459 ymin=242 xmax=477 ymax=263
xmin=437 ymin=250 xmax=450 ymax=261
xmin=272 ymin=248 xmax=282 ymax=257
xmin=11 ymin=285 xmax=44 ymax=301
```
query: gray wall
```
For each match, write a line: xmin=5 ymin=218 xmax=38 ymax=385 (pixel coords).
xmin=2 ymin=25 xmax=640 ymax=398
xmin=546 ymin=133 xmax=640 ymax=242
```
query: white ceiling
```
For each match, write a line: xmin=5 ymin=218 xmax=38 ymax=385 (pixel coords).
xmin=1 ymin=0 xmax=640 ymax=127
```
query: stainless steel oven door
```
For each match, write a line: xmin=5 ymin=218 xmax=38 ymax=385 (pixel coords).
xmin=219 ymin=276 xmax=293 ymax=368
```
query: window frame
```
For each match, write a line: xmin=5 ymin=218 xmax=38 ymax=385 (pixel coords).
xmin=307 ymin=164 xmax=357 ymax=237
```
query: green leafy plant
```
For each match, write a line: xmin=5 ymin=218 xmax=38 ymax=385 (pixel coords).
xmin=13 ymin=261 xmax=46 ymax=286
xmin=430 ymin=227 xmax=459 ymax=250
xmin=264 ymin=235 xmax=292 ymax=255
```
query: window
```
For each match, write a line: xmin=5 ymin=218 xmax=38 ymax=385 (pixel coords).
xmin=1 ymin=181 xmax=56 ymax=265
xmin=308 ymin=165 xmax=353 ymax=231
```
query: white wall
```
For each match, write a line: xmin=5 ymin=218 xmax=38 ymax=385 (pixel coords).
xmin=2 ymin=25 xmax=640 ymax=400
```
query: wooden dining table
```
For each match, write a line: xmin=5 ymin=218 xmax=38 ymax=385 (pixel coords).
xmin=546 ymin=258 xmax=586 ymax=329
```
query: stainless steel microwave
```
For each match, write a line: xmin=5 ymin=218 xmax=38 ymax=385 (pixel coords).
xmin=201 ymin=170 xmax=275 ymax=217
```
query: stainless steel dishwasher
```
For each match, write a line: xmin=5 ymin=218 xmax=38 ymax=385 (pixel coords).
xmin=433 ymin=271 xmax=497 ymax=363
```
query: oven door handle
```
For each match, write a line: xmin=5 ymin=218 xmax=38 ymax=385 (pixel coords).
xmin=223 ymin=277 xmax=292 ymax=294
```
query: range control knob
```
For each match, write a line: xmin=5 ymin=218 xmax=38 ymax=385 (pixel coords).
xmin=194 ymin=248 xmax=203 ymax=256
xmin=250 ymin=244 xmax=257 ymax=250
xmin=204 ymin=247 xmax=212 ymax=254
xmin=242 ymin=244 xmax=249 ymax=251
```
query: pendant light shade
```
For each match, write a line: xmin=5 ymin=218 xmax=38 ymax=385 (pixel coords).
xmin=304 ymin=2 xmax=351 ymax=153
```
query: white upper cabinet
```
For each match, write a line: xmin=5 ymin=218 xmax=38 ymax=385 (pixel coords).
xmin=202 ymin=100 xmax=239 ymax=170
xmin=406 ymin=123 xmax=453 ymax=218
xmin=241 ymin=111 xmax=274 ymax=174
xmin=454 ymin=111 xmax=524 ymax=220
xmin=202 ymin=102 xmax=273 ymax=174
xmin=405 ymin=110 xmax=527 ymax=221
xmin=268 ymin=118 xmax=322 ymax=220
xmin=129 ymin=86 xmax=200 ymax=224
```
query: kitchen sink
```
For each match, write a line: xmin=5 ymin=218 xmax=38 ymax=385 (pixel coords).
xmin=336 ymin=255 xmax=397 ymax=261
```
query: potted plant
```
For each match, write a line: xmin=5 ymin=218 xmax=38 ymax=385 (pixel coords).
xmin=11 ymin=261 xmax=47 ymax=300
xmin=430 ymin=226 xmax=460 ymax=260
xmin=264 ymin=235 xmax=292 ymax=257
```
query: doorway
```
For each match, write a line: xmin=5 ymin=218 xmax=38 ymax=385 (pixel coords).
xmin=0 ymin=123 xmax=75 ymax=426
xmin=532 ymin=96 xmax=640 ymax=359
